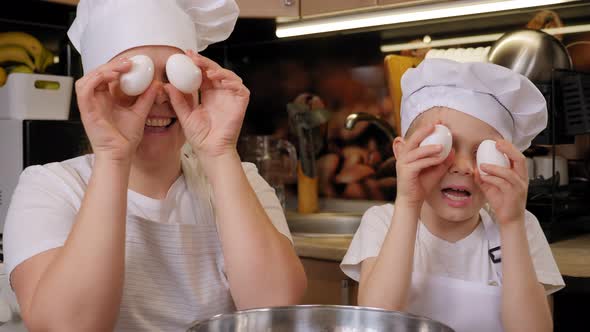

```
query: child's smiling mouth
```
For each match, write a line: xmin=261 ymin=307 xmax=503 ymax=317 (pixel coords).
xmin=441 ymin=185 xmax=472 ymax=207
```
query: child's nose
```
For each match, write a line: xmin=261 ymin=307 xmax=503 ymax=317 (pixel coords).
xmin=449 ymin=151 xmax=474 ymax=175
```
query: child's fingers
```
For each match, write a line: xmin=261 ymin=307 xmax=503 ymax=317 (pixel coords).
xmin=405 ymin=123 xmax=437 ymax=150
xmin=479 ymin=173 xmax=511 ymax=193
xmin=479 ymin=163 xmax=525 ymax=187
xmin=495 ymin=140 xmax=527 ymax=179
xmin=411 ymin=155 xmax=449 ymax=171
xmin=402 ymin=144 xmax=443 ymax=163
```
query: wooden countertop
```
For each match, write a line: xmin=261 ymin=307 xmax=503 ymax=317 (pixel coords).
xmin=293 ymin=233 xmax=590 ymax=278
xmin=550 ymin=233 xmax=590 ymax=278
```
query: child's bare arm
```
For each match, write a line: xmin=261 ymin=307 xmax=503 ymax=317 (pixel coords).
xmin=477 ymin=140 xmax=552 ymax=332
xmin=358 ymin=201 xmax=421 ymax=310
xmin=500 ymin=222 xmax=552 ymax=332
xmin=358 ymin=123 xmax=453 ymax=310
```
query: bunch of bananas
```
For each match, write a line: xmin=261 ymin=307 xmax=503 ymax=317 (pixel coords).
xmin=0 ymin=32 xmax=55 ymax=86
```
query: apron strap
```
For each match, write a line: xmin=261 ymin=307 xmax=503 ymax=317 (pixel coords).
xmin=480 ymin=207 xmax=503 ymax=284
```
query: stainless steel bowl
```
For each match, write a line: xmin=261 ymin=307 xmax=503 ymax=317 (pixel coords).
xmin=187 ymin=305 xmax=455 ymax=332
xmin=488 ymin=29 xmax=572 ymax=82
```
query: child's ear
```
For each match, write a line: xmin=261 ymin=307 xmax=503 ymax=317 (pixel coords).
xmin=392 ymin=136 xmax=405 ymax=160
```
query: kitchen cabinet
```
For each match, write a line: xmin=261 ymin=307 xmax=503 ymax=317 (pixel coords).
xmin=301 ymin=0 xmax=377 ymax=17
xmin=300 ymin=258 xmax=358 ymax=305
xmin=43 ymin=0 xmax=78 ymax=4
xmin=237 ymin=0 xmax=378 ymax=18
xmin=378 ymin=0 xmax=453 ymax=6
xmin=236 ymin=0 xmax=299 ymax=18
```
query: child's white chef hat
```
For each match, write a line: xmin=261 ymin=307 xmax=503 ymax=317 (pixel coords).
xmin=400 ymin=59 xmax=548 ymax=151
xmin=67 ymin=0 xmax=239 ymax=73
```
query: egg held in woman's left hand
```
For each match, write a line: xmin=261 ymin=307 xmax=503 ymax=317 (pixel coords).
xmin=119 ymin=55 xmax=155 ymax=96
xmin=166 ymin=53 xmax=202 ymax=94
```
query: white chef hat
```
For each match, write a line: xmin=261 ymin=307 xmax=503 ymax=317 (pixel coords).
xmin=67 ymin=0 xmax=239 ymax=73
xmin=400 ymin=59 xmax=548 ymax=151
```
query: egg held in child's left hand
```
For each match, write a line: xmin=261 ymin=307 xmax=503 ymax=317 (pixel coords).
xmin=120 ymin=55 xmax=155 ymax=96
xmin=166 ymin=53 xmax=202 ymax=94
xmin=419 ymin=124 xmax=453 ymax=159
xmin=477 ymin=140 xmax=510 ymax=175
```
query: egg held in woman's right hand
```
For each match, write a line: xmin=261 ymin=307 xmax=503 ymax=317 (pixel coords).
xmin=119 ymin=55 xmax=155 ymax=96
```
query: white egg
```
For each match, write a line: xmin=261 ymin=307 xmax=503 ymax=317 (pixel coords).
xmin=419 ymin=124 xmax=452 ymax=159
xmin=477 ymin=140 xmax=510 ymax=175
xmin=119 ymin=55 xmax=155 ymax=96
xmin=166 ymin=54 xmax=202 ymax=94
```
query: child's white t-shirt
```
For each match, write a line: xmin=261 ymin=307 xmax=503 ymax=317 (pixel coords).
xmin=3 ymin=154 xmax=293 ymax=331
xmin=341 ymin=204 xmax=565 ymax=295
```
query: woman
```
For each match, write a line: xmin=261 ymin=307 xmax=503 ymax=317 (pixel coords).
xmin=3 ymin=0 xmax=306 ymax=331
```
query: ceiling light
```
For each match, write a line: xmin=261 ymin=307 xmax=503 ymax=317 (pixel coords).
xmin=276 ymin=0 xmax=577 ymax=38
xmin=380 ymin=23 xmax=590 ymax=52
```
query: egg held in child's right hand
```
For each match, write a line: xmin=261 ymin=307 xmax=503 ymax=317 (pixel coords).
xmin=419 ymin=124 xmax=452 ymax=159
xmin=476 ymin=139 xmax=510 ymax=175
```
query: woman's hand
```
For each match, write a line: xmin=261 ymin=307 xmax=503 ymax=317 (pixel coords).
xmin=164 ymin=50 xmax=249 ymax=161
xmin=75 ymin=57 xmax=160 ymax=164
xmin=393 ymin=123 xmax=454 ymax=209
xmin=475 ymin=139 xmax=528 ymax=225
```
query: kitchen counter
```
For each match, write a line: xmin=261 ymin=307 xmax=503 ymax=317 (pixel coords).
xmin=550 ymin=234 xmax=590 ymax=278
xmin=293 ymin=233 xmax=590 ymax=278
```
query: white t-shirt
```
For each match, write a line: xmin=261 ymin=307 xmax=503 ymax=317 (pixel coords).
xmin=3 ymin=154 xmax=293 ymax=331
xmin=341 ymin=204 xmax=565 ymax=295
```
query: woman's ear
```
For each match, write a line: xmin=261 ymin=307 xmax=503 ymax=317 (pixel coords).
xmin=392 ymin=136 xmax=405 ymax=160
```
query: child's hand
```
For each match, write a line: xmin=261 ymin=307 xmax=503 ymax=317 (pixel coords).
xmin=393 ymin=123 xmax=454 ymax=209
xmin=475 ymin=139 xmax=528 ymax=225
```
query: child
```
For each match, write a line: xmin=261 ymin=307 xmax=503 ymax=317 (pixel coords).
xmin=341 ymin=59 xmax=564 ymax=332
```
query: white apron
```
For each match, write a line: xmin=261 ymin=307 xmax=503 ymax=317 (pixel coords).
xmin=113 ymin=183 xmax=236 ymax=331
xmin=407 ymin=210 xmax=504 ymax=332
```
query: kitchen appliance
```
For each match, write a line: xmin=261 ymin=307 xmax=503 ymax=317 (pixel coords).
xmin=534 ymin=155 xmax=569 ymax=186
xmin=187 ymin=305 xmax=454 ymax=332
xmin=0 ymin=120 xmax=87 ymax=232
xmin=488 ymin=29 xmax=572 ymax=83
xmin=237 ymin=135 xmax=297 ymax=209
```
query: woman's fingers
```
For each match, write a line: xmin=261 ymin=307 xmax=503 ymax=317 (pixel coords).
xmin=164 ymin=83 xmax=192 ymax=123
xmin=186 ymin=50 xmax=222 ymax=72
xmin=132 ymin=81 xmax=161 ymax=119
xmin=77 ymin=71 xmax=120 ymax=107
xmin=206 ymin=68 xmax=242 ymax=83
xmin=216 ymin=80 xmax=250 ymax=98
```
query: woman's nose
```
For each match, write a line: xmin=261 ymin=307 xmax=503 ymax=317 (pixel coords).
xmin=449 ymin=151 xmax=474 ymax=175
xmin=154 ymin=84 xmax=169 ymax=105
